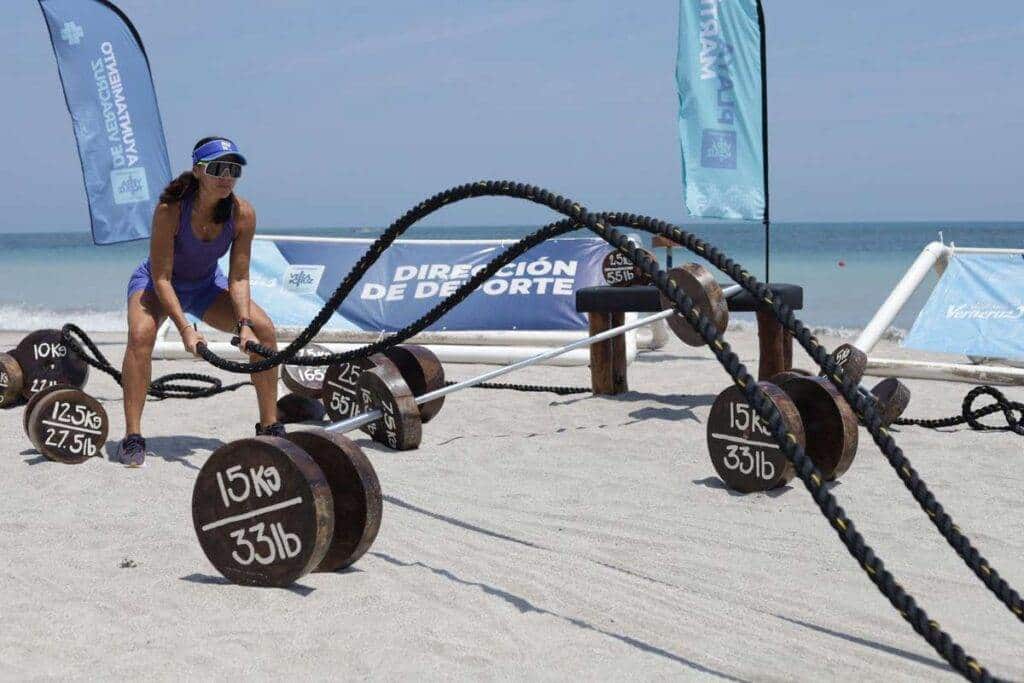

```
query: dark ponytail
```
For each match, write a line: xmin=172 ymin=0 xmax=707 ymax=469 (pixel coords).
xmin=156 ymin=135 xmax=238 ymax=224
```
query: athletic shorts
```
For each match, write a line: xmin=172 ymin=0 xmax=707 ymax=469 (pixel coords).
xmin=126 ymin=260 xmax=228 ymax=320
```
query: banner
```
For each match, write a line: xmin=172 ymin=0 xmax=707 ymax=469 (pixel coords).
xmin=676 ymin=0 xmax=766 ymax=220
xmin=222 ymin=237 xmax=619 ymax=331
xmin=39 ymin=0 xmax=171 ymax=245
xmin=903 ymin=253 xmax=1024 ymax=361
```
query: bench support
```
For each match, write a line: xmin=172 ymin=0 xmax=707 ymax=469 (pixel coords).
xmin=589 ymin=312 xmax=628 ymax=395
xmin=755 ymin=310 xmax=794 ymax=381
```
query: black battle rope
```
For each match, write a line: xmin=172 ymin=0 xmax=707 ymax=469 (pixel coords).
xmin=179 ymin=180 xmax=1018 ymax=679
xmin=895 ymin=385 xmax=1024 ymax=436
xmin=60 ymin=323 xmax=251 ymax=400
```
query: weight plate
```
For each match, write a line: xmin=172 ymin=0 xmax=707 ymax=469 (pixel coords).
xmin=277 ymin=392 xmax=326 ymax=424
xmin=192 ymin=437 xmax=334 ymax=587
xmin=659 ymin=264 xmax=729 ymax=347
xmin=706 ymin=382 xmax=804 ymax=493
xmin=26 ymin=388 xmax=109 ymax=464
xmin=774 ymin=375 xmax=858 ymax=481
xmin=0 ymin=352 xmax=24 ymax=408
xmin=281 ymin=343 xmax=331 ymax=398
xmin=356 ymin=364 xmax=422 ymax=451
xmin=283 ymin=429 xmax=382 ymax=573
xmin=11 ymin=329 xmax=89 ymax=398
xmin=382 ymin=344 xmax=445 ymax=424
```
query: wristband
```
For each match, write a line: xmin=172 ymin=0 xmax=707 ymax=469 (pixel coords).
xmin=234 ymin=318 xmax=254 ymax=335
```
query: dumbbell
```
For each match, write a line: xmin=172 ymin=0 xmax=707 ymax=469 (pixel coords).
xmin=192 ymin=429 xmax=381 ymax=587
xmin=321 ymin=344 xmax=446 ymax=448
xmin=23 ymin=384 xmax=109 ymax=464
xmin=707 ymin=373 xmax=860 ymax=493
xmin=821 ymin=344 xmax=911 ymax=427
xmin=4 ymin=329 xmax=90 ymax=402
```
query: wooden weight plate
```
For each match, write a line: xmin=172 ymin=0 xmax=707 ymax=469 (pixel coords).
xmin=381 ymin=344 xmax=445 ymax=423
xmin=659 ymin=264 xmax=728 ymax=347
xmin=774 ymin=375 xmax=858 ymax=481
xmin=282 ymin=429 xmax=382 ymax=573
xmin=821 ymin=343 xmax=868 ymax=386
xmin=707 ymin=383 xmax=804 ymax=493
xmin=770 ymin=368 xmax=813 ymax=384
xmin=281 ymin=343 xmax=331 ymax=399
xmin=870 ymin=378 xmax=912 ymax=427
xmin=0 ymin=352 xmax=24 ymax=408
xmin=323 ymin=355 xmax=381 ymax=423
xmin=23 ymin=383 xmax=71 ymax=437
xmin=356 ymin=365 xmax=422 ymax=450
xmin=192 ymin=437 xmax=334 ymax=587
xmin=11 ymin=329 xmax=90 ymax=398
xmin=277 ymin=393 xmax=326 ymax=424
xmin=602 ymin=248 xmax=656 ymax=287
xmin=26 ymin=388 xmax=109 ymax=464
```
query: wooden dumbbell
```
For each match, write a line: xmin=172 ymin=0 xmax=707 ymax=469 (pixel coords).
xmin=321 ymin=345 xmax=446 ymax=441
xmin=707 ymin=373 xmax=860 ymax=493
xmin=823 ymin=344 xmax=911 ymax=427
xmin=192 ymin=429 xmax=381 ymax=587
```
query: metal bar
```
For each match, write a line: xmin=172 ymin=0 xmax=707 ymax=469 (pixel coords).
xmin=949 ymin=246 xmax=1024 ymax=255
xmin=325 ymin=309 xmax=675 ymax=434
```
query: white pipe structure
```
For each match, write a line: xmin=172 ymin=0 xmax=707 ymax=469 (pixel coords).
xmin=326 ymin=309 xmax=675 ymax=435
xmin=866 ymin=358 xmax=1024 ymax=385
xmin=853 ymin=241 xmax=950 ymax=354
xmin=852 ymin=241 xmax=1024 ymax=386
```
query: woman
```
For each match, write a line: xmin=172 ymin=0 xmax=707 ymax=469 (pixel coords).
xmin=120 ymin=136 xmax=281 ymax=467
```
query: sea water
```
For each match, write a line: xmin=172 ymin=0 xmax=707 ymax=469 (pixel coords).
xmin=0 ymin=222 xmax=1020 ymax=334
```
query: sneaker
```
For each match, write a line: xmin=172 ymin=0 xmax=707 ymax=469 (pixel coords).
xmin=256 ymin=422 xmax=287 ymax=437
xmin=118 ymin=434 xmax=147 ymax=468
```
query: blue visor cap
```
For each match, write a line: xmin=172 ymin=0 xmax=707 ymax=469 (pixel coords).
xmin=192 ymin=139 xmax=248 ymax=165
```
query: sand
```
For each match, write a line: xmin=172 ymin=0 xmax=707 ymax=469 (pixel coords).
xmin=0 ymin=327 xmax=1021 ymax=681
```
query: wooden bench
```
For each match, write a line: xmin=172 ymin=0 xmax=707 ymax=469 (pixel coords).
xmin=575 ymin=283 xmax=804 ymax=394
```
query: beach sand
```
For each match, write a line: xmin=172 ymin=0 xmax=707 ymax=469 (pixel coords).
xmin=0 ymin=327 xmax=1021 ymax=680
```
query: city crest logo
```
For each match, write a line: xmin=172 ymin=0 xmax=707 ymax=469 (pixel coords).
xmin=110 ymin=167 xmax=150 ymax=204
xmin=60 ymin=21 xmax=84 ymax=46
xmin=282 ymin=265 xmax=325 ymax=294
xmin=701 ymin=129 xmax=737 ymax=169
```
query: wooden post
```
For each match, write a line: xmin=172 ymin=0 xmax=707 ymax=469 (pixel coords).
xmin=755 ymin=309 xmax=792 ymax=381
xmin=588 ymin=312 xmax=628 ymax=395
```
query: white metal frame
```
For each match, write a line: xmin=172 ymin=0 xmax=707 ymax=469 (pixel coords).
xmin=853 ymin=241 xmax=1024 ymax=385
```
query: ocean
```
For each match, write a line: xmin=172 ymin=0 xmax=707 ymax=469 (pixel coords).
xmin=1 ymin=222 xmax=1021 ymax=335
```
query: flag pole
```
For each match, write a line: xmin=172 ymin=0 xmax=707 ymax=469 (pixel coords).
xmin=756 ymin=0 xmax=770 ymax=284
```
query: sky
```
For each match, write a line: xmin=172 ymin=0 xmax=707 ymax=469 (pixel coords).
xmin=1 ymin=0 xmax=1022 ymax=233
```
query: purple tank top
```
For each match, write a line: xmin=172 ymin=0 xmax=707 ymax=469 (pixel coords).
xmin=170 ymin=193 xmax=235 ymax=283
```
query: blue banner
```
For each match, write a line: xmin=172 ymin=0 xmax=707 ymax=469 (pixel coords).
xmin=903 ymin=253 xmax=1024 ymax=361
xmin=676 ymin=0 xmax=766 ymax=220
xmin=39 ymin=0 xmax=171 ymax=245
xmin=223 ymin=238 xmax=617 ymax=331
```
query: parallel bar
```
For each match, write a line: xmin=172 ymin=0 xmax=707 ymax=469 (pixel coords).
xmin=326 ymin=309 xmax=675 ymax=434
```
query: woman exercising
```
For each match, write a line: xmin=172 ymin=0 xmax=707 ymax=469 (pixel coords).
xmin=119 ymin=136 xmax=281 ymax=467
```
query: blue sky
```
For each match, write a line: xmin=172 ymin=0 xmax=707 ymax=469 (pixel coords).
xmin=2 ymin=0 xmax=1022 ymax=232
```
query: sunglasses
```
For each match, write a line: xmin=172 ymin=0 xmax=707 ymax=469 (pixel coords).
xmin=199 ymin=160 xmax=243 ymax=179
